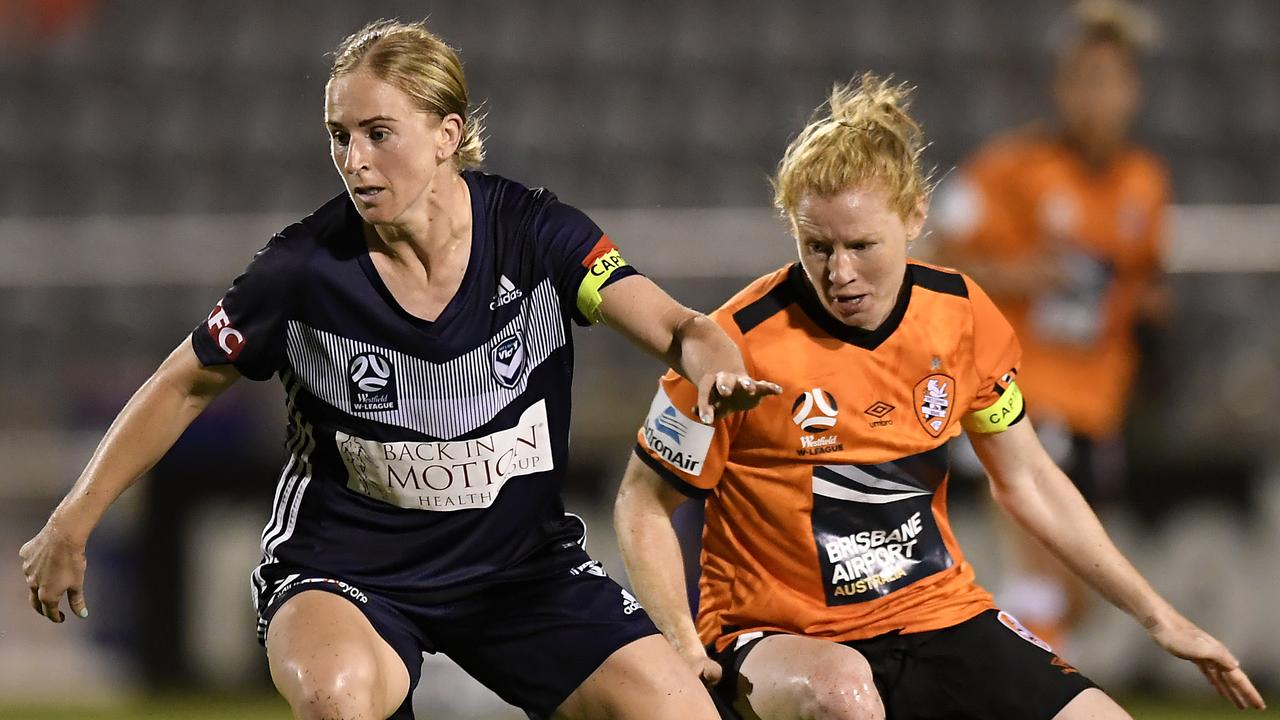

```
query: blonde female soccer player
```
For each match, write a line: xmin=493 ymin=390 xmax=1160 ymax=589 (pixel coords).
xmin=616 ymin=75 xmax=1264 ymax=719
xmin=19 ymin=19 xmax=779 ymax=720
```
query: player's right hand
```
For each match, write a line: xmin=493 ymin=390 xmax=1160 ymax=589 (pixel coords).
xmin=677 ymin=646 xmax=723 ymax=688
xmin=19 ymin=521 xmax=89 ymax=624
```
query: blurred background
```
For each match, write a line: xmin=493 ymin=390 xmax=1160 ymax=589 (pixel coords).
xmin=1 ymin=0 xmax=1277 ymax=718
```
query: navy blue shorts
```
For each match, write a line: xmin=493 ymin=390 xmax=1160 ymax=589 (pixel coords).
xmin=255 ymin=548 xmax=659 ymax=720
xmin=710 ymin=609 xmax=1098 ymax=720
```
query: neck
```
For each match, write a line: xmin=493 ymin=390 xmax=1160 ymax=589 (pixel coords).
xmin=370 ymin=170 xmax=471 ymax=273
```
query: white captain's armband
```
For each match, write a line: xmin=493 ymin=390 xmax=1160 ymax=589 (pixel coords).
xmin=640 ymin=385 xmax=715 ymax=476
xmin=962 ymin=380 xmax=1025 ymax=434
xmin=576 ymin=235 xmax=630 ymax=324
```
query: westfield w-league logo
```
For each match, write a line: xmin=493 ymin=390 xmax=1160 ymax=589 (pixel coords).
xmin=348 ymin=352 xmax=397 ymax=412
xmin=792 ymin=388 xmax=839 ymax=432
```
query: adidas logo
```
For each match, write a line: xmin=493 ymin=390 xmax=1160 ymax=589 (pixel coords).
xmin=489 ymin=274 xmax=524 ymax=310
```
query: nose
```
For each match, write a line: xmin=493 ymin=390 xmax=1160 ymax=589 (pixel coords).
xmin=828 ymin=248 xmax=857 ymax=287
xmin=343 ymin=137 xmax=368 ymax=175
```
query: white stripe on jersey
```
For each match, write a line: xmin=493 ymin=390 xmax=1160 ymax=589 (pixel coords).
xmin=251 ymin=371 xmax=317 ymax=609
xmin=284 ymin=277 xmax=567 ymax=440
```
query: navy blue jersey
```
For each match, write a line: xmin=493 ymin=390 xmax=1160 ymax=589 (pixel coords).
xmin=190 ymin=171 xmax=638 ymax=606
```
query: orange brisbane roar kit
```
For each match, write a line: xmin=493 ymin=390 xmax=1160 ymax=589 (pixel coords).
xmin=635 ymin=262 xmax=1026 ymax=652
xmin=943 ymin=131 xmax=1168 ymax=438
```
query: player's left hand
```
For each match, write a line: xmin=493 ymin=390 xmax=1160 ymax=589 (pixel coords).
xmin=694 ymin=372 xmax=782 ymax=423
xmin=1147 ymin=613 xmax=1265 ymax=709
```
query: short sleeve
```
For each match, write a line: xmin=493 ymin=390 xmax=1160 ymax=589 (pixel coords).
xmin=533 ymin=197 xmax=640 ymax=326
xmin=931 ymin=145 xmax=1027 ymax=258
xmin=633 ymin=370 xmax=741 ymax=499
xmin=190 ymin=234 xmax=300 ymax=381
xmin=633 ymin=309 xmax=748 ymax=497
xmin=961 ymin=277 xmax=1026 ymax=434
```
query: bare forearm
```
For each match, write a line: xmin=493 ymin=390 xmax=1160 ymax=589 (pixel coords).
xmin=669 ymin=313 xmax=746 ymax=384
xmin=51 ymin=356 xmax=225 ymax=543
xmin=993 ymin=469 xmax=1173 ymax=628
xmin=615 ymin=497 xmax=703 ymax=653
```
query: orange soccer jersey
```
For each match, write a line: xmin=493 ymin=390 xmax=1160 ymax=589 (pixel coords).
xmin=635 ymin=262 xmax=1026 ymax=652
xmin=938 ymin=129 xmax=1168 ymax=437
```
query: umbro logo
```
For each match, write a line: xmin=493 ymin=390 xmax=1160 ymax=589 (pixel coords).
xmin=864 ymin=401 xmax=894 ymax=428
xmin=489 ymin=274 xmax=524 ymax=309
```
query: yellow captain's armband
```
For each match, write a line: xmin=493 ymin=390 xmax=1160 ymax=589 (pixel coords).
xmin=962 ymin=381 xmax=1025 ymax=434
xmin=576 ymin=248 xmax=630 ymax=324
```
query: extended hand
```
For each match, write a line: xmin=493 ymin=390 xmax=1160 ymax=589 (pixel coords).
xmin=1149 ymin=613 xmax=1265 ymax=709
xmin=694 ymin=372 xmax=782 ymax=423
xmin=18 ymin=521 xmax=90 ymax=624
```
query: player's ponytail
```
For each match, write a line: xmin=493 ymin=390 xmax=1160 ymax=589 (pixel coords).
xmin=330 ymin=19 xmax=486 ymax=169
xmin=773 ymin=73 xmax=930 ymax=222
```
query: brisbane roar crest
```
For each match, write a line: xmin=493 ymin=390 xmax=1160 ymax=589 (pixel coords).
xmin=913 ymin=373 xmax=955 ymax=437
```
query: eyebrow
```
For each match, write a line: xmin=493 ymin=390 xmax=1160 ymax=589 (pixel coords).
xmin=325 ymin=115 xmax=398 ymax=129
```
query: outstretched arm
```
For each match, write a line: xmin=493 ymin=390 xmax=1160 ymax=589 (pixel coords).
xmin=19 ymin=340 xmax=239 ymax=623
xmin=598 ymin=275 xmax=781 ymax=421
xmin=970 ymin=420 xmax=1265 ymax=710
xmin=614 ymin=452 xmax=721 ymax=686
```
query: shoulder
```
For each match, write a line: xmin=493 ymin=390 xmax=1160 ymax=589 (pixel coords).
xmin=1118 ymin=146 xmax=1172 ymax=197
xmin=908 ymin=261 xmax=970 ymax=300
xmin=965 ymin=123 xmax=1058 ymax=175
xmin=717 ymin=264 xmax=798 ymax=337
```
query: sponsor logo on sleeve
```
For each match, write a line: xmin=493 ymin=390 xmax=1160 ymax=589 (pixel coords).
xmin=348 ymin=352 xmax=398 ymax=412
xmin=336 ymin=400 xmax=554 ymax=511
xmin=640 ymin=385 xmax=714 ymax=476
xmin=490 ymin=331 xmax=526 ymax=388
xmin=913 ymin=373 xmax=955 ymax=437
xmin=205 ymin=300 xmax=245 ymax=360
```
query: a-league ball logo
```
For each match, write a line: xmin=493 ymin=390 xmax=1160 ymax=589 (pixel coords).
xmin=348 ymin=352 xmax=397 ymax=412
xmin=792 ymin=388 xmax=839 ymax=433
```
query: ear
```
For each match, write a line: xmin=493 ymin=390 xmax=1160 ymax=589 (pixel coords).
xmin=905 ymin=196 xmax=928 ymax=242
xmin=435 ymin=112 xmax=465 ymax=164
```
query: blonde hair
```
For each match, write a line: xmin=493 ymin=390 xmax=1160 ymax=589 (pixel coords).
xmin=330 ymin=19 xmax=485 ymax=168
xmin=773 ymin=74 xmax=929 ymax=222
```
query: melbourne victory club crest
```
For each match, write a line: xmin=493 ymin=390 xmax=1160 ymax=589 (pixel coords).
xmin=348 ymin=351 xmax=398 ymax=412
xmin=491 ymin=331 xmax=526 ymax=388
xmin=914 ymin=373 xmax=954 ymax=437
xmin=793 ymin=388 xmax=843 ymax=455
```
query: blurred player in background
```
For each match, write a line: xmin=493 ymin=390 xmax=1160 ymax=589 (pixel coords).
xmin=616 ymin=74 xmax=1263 ymax=719
xmin=18 ymin=19 xmax=779 ymax=720
xmin=929 ymin=0 xmax=1168 ymax=650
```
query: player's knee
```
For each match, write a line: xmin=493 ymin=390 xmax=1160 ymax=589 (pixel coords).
xmin=797 ymin=657 xmax=884 ymax=720
xmin=288 ymin=664 xmax=383 ymax=720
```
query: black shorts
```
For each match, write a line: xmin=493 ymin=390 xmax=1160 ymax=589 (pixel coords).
xmin=711 ymin=609 xmax=1099 ymax=720
xmin=255 ymin=548 xmax=658 ymax=720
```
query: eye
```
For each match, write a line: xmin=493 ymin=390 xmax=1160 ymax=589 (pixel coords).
xmin=805 ymin=241 xmax=831 ymax=256
xmin=370 ymin=127 xmax=390 ymax=142
xmin=330 ymin=130 xmax=350 ymax=147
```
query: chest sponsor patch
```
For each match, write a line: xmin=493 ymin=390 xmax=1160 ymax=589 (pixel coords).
xmin=335 ymin=400 xmax=553 ymax=511
xmin=809 ymin=446 xmax=954 ymax=605
xmin=640 ymin=385 xmax=714 ymax=476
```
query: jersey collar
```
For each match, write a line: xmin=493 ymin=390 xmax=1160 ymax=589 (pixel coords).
xmin=788 ymin=262 xmax=913 ymax=350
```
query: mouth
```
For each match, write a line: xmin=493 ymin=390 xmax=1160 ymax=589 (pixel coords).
xmin=352 ymin=185 xmax=385 ymax=202
xmin=829 ymin=293 xmax=869 ymax=316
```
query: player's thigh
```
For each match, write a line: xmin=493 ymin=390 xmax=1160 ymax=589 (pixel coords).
xmin=1051 ymin=688 xmax=1131 ymax=720
xmin=736 ymin=634 xmax=883 ymax=720
xmin=553 ymin=634 xmax=719 ymax=720
xmin=266 ymin=590 xmax=411 ymax=719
